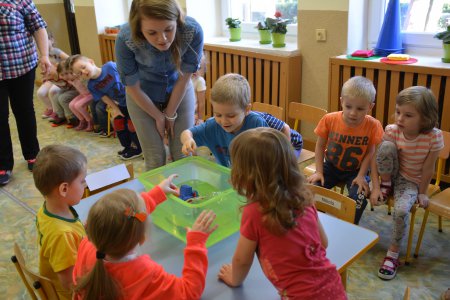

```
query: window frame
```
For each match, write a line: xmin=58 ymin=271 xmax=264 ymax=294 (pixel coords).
xmin=368 ymin=0 xmax=442 ymax=55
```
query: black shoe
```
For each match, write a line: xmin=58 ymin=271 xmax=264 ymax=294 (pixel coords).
xmin=0 ymin=170 xmax=12 ymax=185
xmin=117 ymin=148 xmax=128 ymax=157
xmin=27 ymin=159 xmax=36 ymax=171
xmin=120 ymin=149 xmax=143 ymax=160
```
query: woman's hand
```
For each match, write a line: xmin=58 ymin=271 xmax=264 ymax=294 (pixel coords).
xmin=39 ymin=56 xmax=52 ymax=76
xmin=165 ymin=118 xmax=175 ymax=139
xmin=156 ymin=113 xmax=166 ymax=139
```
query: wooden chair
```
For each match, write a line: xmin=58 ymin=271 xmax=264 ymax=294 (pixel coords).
xmin=11 ymin=243 xmax=59 ymax=300
xmin=252 ymin=102 xmax=284 ymax=120
xmin=83 ymin=163 xmax=134 ymax=198
xmin=308 ymin=184 xmax=356 ymax=223
xmin=288 ymin=102 xmax=327 ymax=167
xmin=387 ymin=130 xmax=450 ymax=264
xmin=403 ymin=286 xmax=411 ymax=300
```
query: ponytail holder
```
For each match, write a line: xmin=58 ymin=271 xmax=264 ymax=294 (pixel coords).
xmin=96 ymin=251 xmax=106 ymax=260
xmin=124 ymin=206 xmax=147 ymax=222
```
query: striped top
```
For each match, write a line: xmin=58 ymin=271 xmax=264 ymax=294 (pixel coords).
xmin=384 ymin=124 xmax=444 ymax=185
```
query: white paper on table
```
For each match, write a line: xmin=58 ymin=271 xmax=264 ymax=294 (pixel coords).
xmin=85 ymin=164 xmax=130 ymax=191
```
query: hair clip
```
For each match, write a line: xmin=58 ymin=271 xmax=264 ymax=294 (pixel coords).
xmin=124 ymin=206 xmax=147 ymax=222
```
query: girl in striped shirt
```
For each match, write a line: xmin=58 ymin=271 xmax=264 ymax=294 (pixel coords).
xmin=371 ymin=86 xmax=444 ymax=280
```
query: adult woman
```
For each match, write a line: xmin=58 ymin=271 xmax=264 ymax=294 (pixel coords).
xmin=116 ymin=0 xmax=203 ymax=170
xmin=0 ymin=0 xmax=51 ymax=185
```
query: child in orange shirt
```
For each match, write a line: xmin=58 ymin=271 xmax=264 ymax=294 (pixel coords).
xmin=73 ymin=182 xmax=217 ymax=300
xmin=307 ymin=76 xmax=384 ymax=224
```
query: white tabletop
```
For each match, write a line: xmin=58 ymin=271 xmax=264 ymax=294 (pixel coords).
xmin=75 ymin=179 xmax=379 ymax=299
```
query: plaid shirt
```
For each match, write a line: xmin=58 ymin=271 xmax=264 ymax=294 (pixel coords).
xmin=0 ymin=0 xmax=47 ymax=80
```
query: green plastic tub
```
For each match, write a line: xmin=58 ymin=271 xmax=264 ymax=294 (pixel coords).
xmin=138 ymin=156 xmax=245 ymax=247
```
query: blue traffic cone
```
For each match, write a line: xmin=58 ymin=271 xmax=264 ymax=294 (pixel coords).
xmin=374 ymin=0 xmax=404 ymax=56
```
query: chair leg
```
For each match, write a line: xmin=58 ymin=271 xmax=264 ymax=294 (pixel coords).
xmin=405 ymin=207 xmax=417 ymax=265
xmin=438 ymin=216 xmax=443 ymax=232
xmin=414 ymin=209 xmax=430 ymax=258
xmin=387 ymin=198 xmax=392 ymax=215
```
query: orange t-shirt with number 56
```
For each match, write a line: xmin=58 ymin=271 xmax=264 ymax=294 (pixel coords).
xmin=314 ymin=111 xmax=384 ymax=171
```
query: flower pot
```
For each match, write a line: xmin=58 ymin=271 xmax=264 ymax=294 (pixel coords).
xmin=229 ymin=28 xmax=241 ymax=42
xmin=258 ymin=29 xmax=272 ymax=44
xmin=442 ymin=43 xmax=450 ymax=63
xmin=271 ymin=33 xmax=286 ymax=48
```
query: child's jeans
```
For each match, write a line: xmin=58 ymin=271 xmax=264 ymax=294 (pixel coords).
xmin=50 ymin=88 xmax=79 ymax=119
xmin=90 ymin=100 xmax=108 ymax=132
xmin=376 ymin=141 xmax=418 ymax=248
xmin=114 ymin=105 xmax=141 ymax=151
xmin=68 ymin=93 xmax=93 ymax=122
xmin=320 ymin=160 xmax=369 ymax=224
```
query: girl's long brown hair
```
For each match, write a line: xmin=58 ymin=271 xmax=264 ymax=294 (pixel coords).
xmin=129 ymin=0 xmax=185 ymax=71
xmin=73 ymin=189 xmax=147 ymax=299
xmin=230 ymin=128 xmax=313 ymax=235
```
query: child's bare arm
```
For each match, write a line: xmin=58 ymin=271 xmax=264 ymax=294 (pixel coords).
xmin=101 ymin=95 xmax=124 ymax=118
xmin=56 ymin=266 xmax=74 ymax=291
xmin=181 ymin=129 xmax=197 ymax=155
xmin=307 ymin=136 xmax=326 ymax=185
xmin=218 ymin=235 xmax=257 ymax=287
xmin=417 ymin=150 xmax=440 ymax=207
xmin=352 ymin=144 xmax=375 ymax=195
xmin=196 ymin=90 xmax=206 ymax=121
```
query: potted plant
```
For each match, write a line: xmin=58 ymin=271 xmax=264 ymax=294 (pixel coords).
xmin=434 ymin=25 xmax=450 ymax=63
xmin=225 ymin=18 xmax=241 ymax=42
xmin=256 ymin=18 xmax=272 ymax=44
xmin=266 ymin=12 xmax=291 ymax=48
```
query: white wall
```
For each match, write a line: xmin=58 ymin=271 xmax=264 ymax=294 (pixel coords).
xmin=186 ymin=0 xmax=222 ymax=38
xmin=347 ymin=0 xmax=368 ymax=53
xmin=93 ymin=0 xmax=128 ymax=34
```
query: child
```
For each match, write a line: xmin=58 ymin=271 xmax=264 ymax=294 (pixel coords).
xmin=37 ymin=31 xmax=69 ymax=119
xmin=45 ymin=61 xmax=79 ymax=127
xmin=253 ymin=111 xmax=303 ymax=157
xmin=192 ymin=54 xmax=206 ymax=125
xmin=70 ymin=55 xmax=142 ymax=159
xmin=64 ymin=57 xmax=94 ymax=131
xmin=218 ymin=128 xmax=347 ymax=299
xmin=307 ymin=76 xmax=383 ymax=224
xmin=33 ymin=145 xmax=88 ymax=300
xmin=72 ymin=185 xmax=218 ymax=299
xmin=181 ymin=73 xmax=268 ymax=167
xmin=370 ymin=86 xmax=444 ymax=280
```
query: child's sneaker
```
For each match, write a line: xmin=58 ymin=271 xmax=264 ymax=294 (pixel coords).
xmin=27 ymin=159 xmax=36 ymax=171
xmin=50 ymin=115 xmax=66 ymax=125
xmin=97 ymin=130 xmax=110 ymax=138
xmin=41 ymin=108 xmax=53 ymax=119
xmin=378 ymin=256 xmax=400 ymax=280
xmin=0 ymin=170 xmax=12 ymax=185
xmin=117 ymin=148 xmax=128 ymax=156
xmin=120 ymin=148 xmax=143 ymax=160
xmin=66 ymin=118 xmax=79 ymax=129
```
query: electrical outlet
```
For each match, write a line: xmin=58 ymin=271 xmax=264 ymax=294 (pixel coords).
xmin=316 ymin=29 xmax=327 ymax=41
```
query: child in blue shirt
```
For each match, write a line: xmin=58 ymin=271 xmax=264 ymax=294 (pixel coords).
xmin=181 ymin=73 xmax=269 ymax=167
xmin=70 ymin=55 xmax=142 ymax=160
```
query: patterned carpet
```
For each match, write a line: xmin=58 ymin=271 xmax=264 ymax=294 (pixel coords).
xmin=0 ymin=92 xmax=449 ymax=299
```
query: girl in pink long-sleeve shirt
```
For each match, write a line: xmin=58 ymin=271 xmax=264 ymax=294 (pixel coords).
xmin=73 ymin=176 xmax=217 ymax=300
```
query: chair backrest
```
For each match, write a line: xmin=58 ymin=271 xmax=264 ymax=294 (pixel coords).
xmin=308 ymin=184 xmax=356 ymax=223
xmin=83 ymin=163 xmax=134 ymax=198
xmin=12 ymin=243 xmax=59 ymax=300
xmin=288 ymin=102 xmax=327 ymax=132
xmin=435 ymin=130 xmax=450 ymax=185
xmin=252 ymin=102 xmax=284 ymax=120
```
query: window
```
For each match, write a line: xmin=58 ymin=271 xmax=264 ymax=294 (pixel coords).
xmin=369 ymin=0 xmax=450 ymax=55
xmin=222 ymin=0 xmax=298 ymax=37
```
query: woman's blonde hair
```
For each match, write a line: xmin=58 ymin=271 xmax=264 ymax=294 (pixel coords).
xmin=396 ymin=86 xmax=439 ymax=133
xmin=73 ymin=189 xmax=147 ymax=299
xmin=230 ymin=128 xmax=313 ymax=235
xmin=129 ymin=0 xmax=185 ymax=71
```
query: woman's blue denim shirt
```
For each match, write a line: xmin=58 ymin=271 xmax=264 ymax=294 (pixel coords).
xmin=115 ymin=16 xmax=203 ymax=103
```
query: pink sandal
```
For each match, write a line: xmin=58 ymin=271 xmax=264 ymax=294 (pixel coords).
xmin=380 ymin=181 xmax=393 ymax=199
xmin=378 ymin=256 xmax=399 ymax=280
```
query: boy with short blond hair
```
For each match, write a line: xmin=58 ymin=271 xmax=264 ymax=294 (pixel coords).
xmin=181 ymin=73 xmax=268 ymax=167
xmin=307 ymin=76 xmax=384 ymax=224
xmin=33 ymin=145 xmax=87 ymax=300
